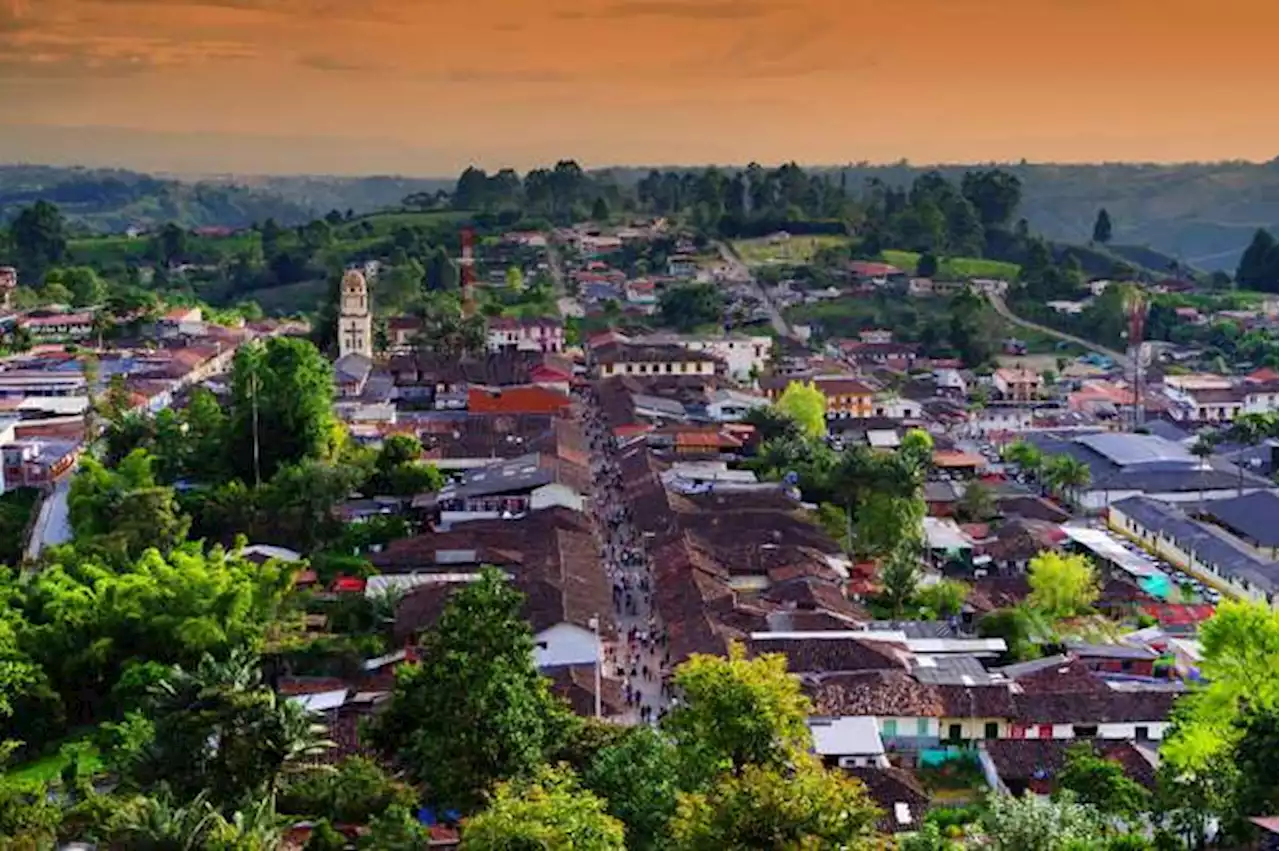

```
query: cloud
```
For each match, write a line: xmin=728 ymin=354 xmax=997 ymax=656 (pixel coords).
xmin=434 ymin=67 xmax=574 ymax=85
xmin=0 ymin=30 xmax=257 ymax=78
xmin=558 ymin=0 xmax=780 ymax=21
xmin=297 ymin=53 xmax=383 ymax=72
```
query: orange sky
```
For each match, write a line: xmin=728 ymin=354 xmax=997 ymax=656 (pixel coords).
xmin=0 ymin=0 xmax=1276 ymax=175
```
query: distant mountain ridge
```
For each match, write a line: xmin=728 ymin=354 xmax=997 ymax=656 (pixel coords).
xmin=1 ymin=160 xmax=1274 ymax=271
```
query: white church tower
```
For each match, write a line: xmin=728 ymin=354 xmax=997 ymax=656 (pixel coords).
xmin=337 ymin=269 xmax=373 ymax=359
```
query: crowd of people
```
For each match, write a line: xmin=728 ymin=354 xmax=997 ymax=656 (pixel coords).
xmin=578 ymin=385 xmax=672 ymax=726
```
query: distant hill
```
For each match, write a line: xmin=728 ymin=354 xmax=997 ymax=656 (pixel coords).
xmin=609 ymin=160 xmax=1279 ymax=273
xmin=0 ymin=166 xmax=315 ymax=233
xmin=187 ymin=174 xmax=453 ymax=218
xmin=4 ymin=161 xmax=1275 ymax=272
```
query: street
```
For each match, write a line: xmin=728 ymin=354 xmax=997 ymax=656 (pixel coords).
xmin=24 ymin=477 xmax=72 ymax=563
xmin=714 ymin=240 xmax=795 ymax=339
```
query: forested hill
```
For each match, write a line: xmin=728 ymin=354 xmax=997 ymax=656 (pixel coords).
xmin=608 ymin=160 xmax=1279 ymax=272
xmin=0 ymin=165 xmax=317 ymax=233
xmin=4 ymin=160 xmax=1275 ymax=271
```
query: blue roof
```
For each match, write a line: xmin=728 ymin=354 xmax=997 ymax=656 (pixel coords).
xmin=1076 ymin=432 xmax=1194 ymax=467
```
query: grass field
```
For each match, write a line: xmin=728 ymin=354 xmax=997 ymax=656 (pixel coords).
xmin=880 ymin=250 xmax=1022 ymax=281
xmin=732 ymin=235 xmax=850 ymax=266
xmin=5 ymin=741 xmax=101 ymax=784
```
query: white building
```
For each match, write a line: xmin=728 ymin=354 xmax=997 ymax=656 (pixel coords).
xmin=337 ymin=270 xmax=373 ymax=360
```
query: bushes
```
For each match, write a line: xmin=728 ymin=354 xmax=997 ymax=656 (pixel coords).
xmin=279 ymin=757 xmax=416 ymax=825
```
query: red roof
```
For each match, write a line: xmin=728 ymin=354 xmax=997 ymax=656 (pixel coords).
xmin=1136 ymin=603 xmax=1216 ymax=627
xmin=331 ymin=576 xmax=367 ymax=593
xmin=1248 ymin=367 xmax=1279 ymax=384
xmin=848 ymin=261 xmax=903 ymax=278
xmin=467 ymin=385 xmax=571 ymax=415
xmin=293 ymin=569 xmax=319 ymax=587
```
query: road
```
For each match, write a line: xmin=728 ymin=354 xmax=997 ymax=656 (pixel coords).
xmin=545 ymin=240 xmax=585 ymax=319
xmin=984 ymin=291 xmax=1134 ymax=373
xmin=714 ymin=240 xmax=795 ymax=339
xmin=24 ymin=477 xmax=72 ymax=563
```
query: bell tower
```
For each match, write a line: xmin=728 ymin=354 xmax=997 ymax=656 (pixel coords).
xmin=337 ymin=269 xmax=373 ymax=359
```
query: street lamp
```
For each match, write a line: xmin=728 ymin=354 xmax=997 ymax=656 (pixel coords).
xmin=588 ymin=614 xmax=602 ymax=719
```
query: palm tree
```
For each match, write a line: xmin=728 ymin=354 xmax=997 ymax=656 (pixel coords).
xmin=1190 ymin=434 xmax=1218 ymax=507
xmin=1002 ymin=439 xmax=1043 ymax=485
xmin=1226 ymin=412 xmax=1277 ymax=495
xmin=1043 ymin=455 xmax=1091 ymax=508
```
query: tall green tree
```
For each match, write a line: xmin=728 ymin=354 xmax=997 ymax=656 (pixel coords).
xmin=583 ymin=727 xmax=681 ymax=851
xmin=1055 ymin=743 xmax=1149 ymax=821
xmin=774 ymin=381 xmax=827 ymax=439
xmin=659 ymin=284 xmax=724 ymax=332
xmin=663 ymin=645 xmax=811 ymax=786
xmin=668 ymin=756 xmax=881 ymax=851
xmin=1027 ymin=551 xmax=1099 ymax=618
xmin=370 ymin=567 xmax=573 ymax=812
xmin=462 ymin=766 xmax=626 ymax=851
xmin=228 ymin=337 xmax=337 ymax=484
xmin=9 ymin=200 xmax=68 ymax=279
xmin=1235 ymin=228 xmax=1278 ymax=292
xmin=1091 ymin=209 xmax=1113 ymax=244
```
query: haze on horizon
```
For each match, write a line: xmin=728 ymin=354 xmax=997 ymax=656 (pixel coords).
xmin=0 ymin=0 xmax=1275 ymax=177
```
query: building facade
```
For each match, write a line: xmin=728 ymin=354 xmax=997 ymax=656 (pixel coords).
xmin=337 ymin=270 xmax=373 ymax=360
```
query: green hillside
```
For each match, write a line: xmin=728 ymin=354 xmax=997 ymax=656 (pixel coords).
xmin=0 ymin=165 xmax=313 ymax=232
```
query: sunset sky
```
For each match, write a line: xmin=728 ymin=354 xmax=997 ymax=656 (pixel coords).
xmin=1 ymin=0 xmax=1276 ymax=175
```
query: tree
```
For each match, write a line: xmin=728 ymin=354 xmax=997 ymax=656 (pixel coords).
xmin=978 ymin=791 xmax=1104 ymax=851
xmin=663 ymin=645 xmax=811 ymax=785
xmin=917 ymin=251 xmax=939 ymax=278
xmin=1056 ymin=743 xmax=1149 ymax=820
xmin=118 ymin=649 xmax=331 ymax=807
xmin=360 ymin=805 xmax=434 ymax=851
xmin=68 ymin=450 xmax=191 ymax=559
xmin=979 ymin=606 xmax=1044 ymax=663
xmin=659 ymin=284 xmax=724 ymax=332
xmin=955 ymin=480 xmax=995 ymax=522
xmin=583 ymin=727 xmax=681 ymax=851
xmin=1027 ymin=551 xmax=1098 ymax=618
xmin=279 ymin=756 xmax=416 ymax=824
xmin=504 ymin=265 xmax=525 ymax=291
xmin=44 ymin=266 xmax=106 ymax=307
xmin=878 ymin=544 xmax=920 ymax=617
xmin=380 ymin=259 xmax=426 ymax=313
xmin=370 ymin=567 xmax=573 ymax=812
xmin=916 ymin=578 xmax=969 ymax=620
xmin=1001 ymin=440 xmax=1043 ymax=476
xmin=1235 ymin=228 xmax=1278 ymax=292
xmin=9 ymin=200 xmax=68 ymax=279
xmin=1225 ymin=411 xmax=1276 ymax=494
xmin=462 ymin=766 xmax=625 ymax=851
xmin=1091 ymin=209 xmax=1113 ymax=245
xmin=774 ymin=381 xmax=827 ymax=439
xmin=1041 ymin=455 xmax=1090 ymax=506
xmin=150 ymin=223 xmax=190 ymax=267
xmin=227 ymin=337 xmax=337 ymax=484
xmin=591 ymin=196 xmax=611 ymax=222
xmin=854 ymin=491 xmax=925 ymax=561
xmin=668 ymin=756 xmax=882 ymax=851
xmin=960 ymin=170 xmax=1023 ymax=229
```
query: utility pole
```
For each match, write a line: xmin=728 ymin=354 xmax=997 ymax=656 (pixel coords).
xmin=251 ymin=362 xmax=261 ymax=488
xmin=589 ymin=614 xmax=602 ymax=720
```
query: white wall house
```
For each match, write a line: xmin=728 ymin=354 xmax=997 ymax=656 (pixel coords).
xmin=534 ymin=622 xmax=601 ymax=669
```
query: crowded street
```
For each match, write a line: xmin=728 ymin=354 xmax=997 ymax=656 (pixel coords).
xmin=575 ymin=384 xmax=672 ymax=726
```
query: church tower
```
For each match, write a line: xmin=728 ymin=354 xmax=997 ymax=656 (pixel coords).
xmin=337 ymin=269 xmax=373 ymax=359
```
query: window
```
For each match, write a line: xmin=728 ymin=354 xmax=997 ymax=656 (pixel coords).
xmin=1135 ymin=726 xmax=1149 ymax=741
xmin=984 ymin=722 xmax=999 ymax=740
xmin=665 ymin=363 xmax=674 ymax=373
xmin=948 ymin=723 xmax=962 ymax=741
xmin=1072 ymin=725 xmax=1098 ymax=738
xmin=917 ymin=718 xmax=930 ymax=736
xmin=882 ymin=719 xmax=898 ymax=737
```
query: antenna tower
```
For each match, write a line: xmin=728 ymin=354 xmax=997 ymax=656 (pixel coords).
xmin=460 ymin=227 xmax=476 ymax=317
xmin=1125 ymin=291 xmax=1149 ymax=430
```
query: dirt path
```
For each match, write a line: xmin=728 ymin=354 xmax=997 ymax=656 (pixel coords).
xmin=985 ymin=291 xmax=1133 ymax=372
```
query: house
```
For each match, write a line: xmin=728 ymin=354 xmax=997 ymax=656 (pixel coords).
xmin=667 ymin=254 xmax=699 ymax=278
xmin=432 ymin=453 xmax=590 ymax=522
xmin=1063 ymin=641 xmax=1158 ymax=676
xmin=626 ymin=332 xmax=771 ymax=383
xmin=333 ymin=353 xmax=374 ymax=398
xmin=838 ymin=340 xmax=921 ymax=369
xmin=992 ymin=368 xmax=1043 ymax=401
xmin=859 ymin=329 xmax=894 ymax=345
xmin=21 ymin=311 xmax=94 ymax=341
xmin=1243 ymin=371 xmax=1280 ymax=414
xmin=1108 ymin=495 xmax=1278 ymax=605
xmin=2 ymin=437 xmax=81 ymax=489
xmin=705 ymin=388 xmax=768 ymax=422
xmin=486 ymin=317 xmax=565 ymax=354
xmin=1198 ymin=490 xmax=1279 ymax=559
xmin=591 ymin=341 xmax=720 ymax=379
xmin=624 ymin=279 xmax=658 ymax=309
xmin=807 ymin=716 xmax=889 ymax=768
xmin=847 ymin=261 xmax=904 ymax=285
xmin=982 ymin=739 xmax=1157 ymax=798
xmin=155 ymin=306 xmax=205 ymax=338
xmin=1162 ymin=374 xmax=1246 ymax=423
xmin=786 ymin=376 xmax=879 ymax=419
xmin=386 ymin=316 xmax=422 ymax=349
